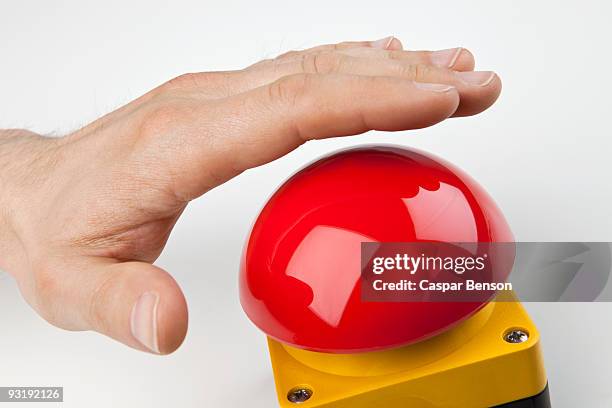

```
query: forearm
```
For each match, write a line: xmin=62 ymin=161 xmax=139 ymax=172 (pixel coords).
xmin=0 ymin=209 xmax=20 ymax=275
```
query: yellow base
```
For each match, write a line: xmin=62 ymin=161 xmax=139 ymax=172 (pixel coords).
xmin=268 ymin=300 xmax=547 ymax=407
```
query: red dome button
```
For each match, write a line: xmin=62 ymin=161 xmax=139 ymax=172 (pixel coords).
xmin=240 ymin=146 xmax=513 ymax=353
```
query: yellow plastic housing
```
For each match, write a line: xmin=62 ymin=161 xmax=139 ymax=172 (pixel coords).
xmin=268 ymin=300 xmax=547 ymax=408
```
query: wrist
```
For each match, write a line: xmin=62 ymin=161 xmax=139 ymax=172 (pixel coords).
xmin=1 ymin=133 xmax=19 ymax=273
xmin=0 ymin=129 xmax=47 ymax=274
xmin=0 ymin=204 xmax=20 ymax=274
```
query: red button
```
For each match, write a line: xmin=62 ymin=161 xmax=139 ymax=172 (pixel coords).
xmin=240 ymin=146 xmax=513 ymax=353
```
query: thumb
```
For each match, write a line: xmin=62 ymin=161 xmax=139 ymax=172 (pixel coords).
xmin=30 ymin=258 xmax=188 ymax=354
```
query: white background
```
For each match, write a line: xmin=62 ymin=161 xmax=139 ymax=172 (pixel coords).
xmin=1 ymin=1 xmax=611 ymax=407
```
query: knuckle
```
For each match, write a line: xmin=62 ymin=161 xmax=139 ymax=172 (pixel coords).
xmin=87 ymin=274 xmax=116 ymax=333
xmin=155 ymin=70 xmax=235 ymax=99
xmin=137 ymin=100 xmax=189 ymax=139
xmin=248 ymin=58 xmax=273 ymax=68
xmin=387 ymin=50 xmax=404 ymax=61
xmin=161 ymin=71 xmax=231 ymax=93
xmin=164 ymin=72 xmax=201 ymax=90
xmin=401 ymin=63 xmax=431 ymax=81
xmin=416 ymin=63 xmax=432 ymax=80
xmin=267 ymin=74 xmax=315 ymax=107
xmin=301 ymin=52 xmax=341 ymax=74
xmin=413 ymin=64 xmax=432 ymax=81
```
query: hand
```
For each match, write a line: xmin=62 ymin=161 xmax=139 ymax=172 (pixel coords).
xmin=0 ymin=36 xmax=501 ymax=354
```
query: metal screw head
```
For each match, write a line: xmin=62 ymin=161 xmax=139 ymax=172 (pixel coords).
xmin=504 ymin=329 xmax=529 ymax=343
xmin=287 ymin=387 xmax=313 ymax=404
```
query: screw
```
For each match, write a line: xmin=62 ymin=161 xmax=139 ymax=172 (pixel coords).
xmin=287 ymin=387 xmax=313 ymax=404
xmin=504 ymin=329 xmax=529 ymax=343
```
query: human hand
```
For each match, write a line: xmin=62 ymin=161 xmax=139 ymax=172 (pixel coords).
xmin=0 ymin=37 xmax=501 ymax=354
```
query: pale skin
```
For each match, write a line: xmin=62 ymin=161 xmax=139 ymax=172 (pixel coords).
xmin=0 ymin=36 xmax=501 ymax=354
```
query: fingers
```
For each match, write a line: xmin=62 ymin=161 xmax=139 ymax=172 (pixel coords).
xmin=276 ymin=47 xmax=474 ymax=72
xmin=159 ymin=38 xmax=477 ymax=101
xmin=166 ymin=74 xmax=459 ymax=199
xmin=241 ymin=47 xmax=475 ymax=96
xmin=339 ymin=47 xmax=475 ymax=71
xmin=235 ymin=53 xmax=499 ymax=117
xmin=250 ymin=36 xmax=402 ymax=69
xmin=273 ymin=36 xmax=403 ymax=60
xmin=249 ymin=73 xmax=460 ymax=135
xmin=32 ymin=258 xmax=188 ymax=354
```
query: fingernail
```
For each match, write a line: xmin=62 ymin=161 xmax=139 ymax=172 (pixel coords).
xmin=131 ymin=291 xmax=160 ymax=354
xmin=456 ymin=71 xmax=496 ymax=86
xmin=430 ymin=48 xmax=462 ymax=68
xmin=414 ymin=82 xmax=455 ymax=93
xmin=371 ymin=36 xmax=395 ymax=50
